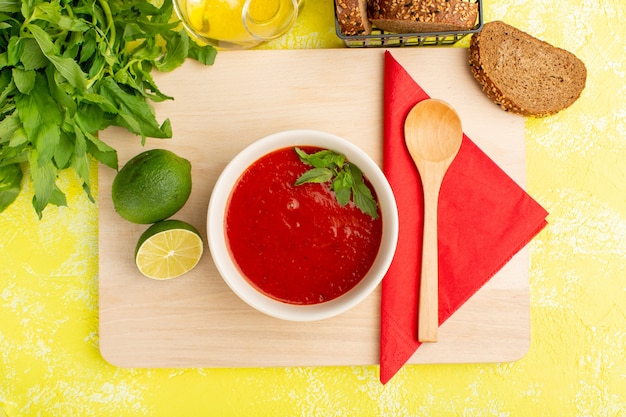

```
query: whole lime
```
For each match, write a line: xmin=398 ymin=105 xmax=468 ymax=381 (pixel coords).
xmin=112 ymin=149 xmax=192 ymax=224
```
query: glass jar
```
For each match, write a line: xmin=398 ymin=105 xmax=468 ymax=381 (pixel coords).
xmin=174 ymin=0 xmax=304 ymax=49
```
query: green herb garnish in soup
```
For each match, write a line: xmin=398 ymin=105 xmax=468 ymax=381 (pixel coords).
xmin=225 ymin=146 xmax=383 ymax=305
xmin=294 ymin=147 xmax=379 ymax=219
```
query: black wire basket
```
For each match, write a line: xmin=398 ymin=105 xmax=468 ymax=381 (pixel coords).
xmin=335 ymin=0 xmax=483 ymax=47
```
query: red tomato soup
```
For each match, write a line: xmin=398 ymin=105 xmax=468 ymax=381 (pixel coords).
xmin=225 ymin=146 xmax=383 ymax=305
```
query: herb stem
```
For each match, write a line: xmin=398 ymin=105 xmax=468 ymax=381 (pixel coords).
xmin=98 ymin=0 xmax=116 ymax=49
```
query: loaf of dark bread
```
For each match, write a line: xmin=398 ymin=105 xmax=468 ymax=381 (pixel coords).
xmin=469 ymin=21 xmax=587 ymax=117
xmin=336 ymin=0 xmax=372 ymax=36
xmin=336 ymin=0 xmax=479 ymax=37
xmin=369 ymin=0 xmax=479 ymax=33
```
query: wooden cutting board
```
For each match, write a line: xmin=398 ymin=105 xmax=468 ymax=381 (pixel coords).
xmin=98 ymin=48 xmax=529 ymax=368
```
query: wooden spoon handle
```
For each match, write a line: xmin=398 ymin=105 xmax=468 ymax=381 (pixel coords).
xmin=418 ymin=172 xmax=441 ymax=342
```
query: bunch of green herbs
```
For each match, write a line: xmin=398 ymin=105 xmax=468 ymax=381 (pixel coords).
xmin=0 ymin=0 xmax=216 ymax=217
xmin=294 ymin=147 xmax=379 ymax=219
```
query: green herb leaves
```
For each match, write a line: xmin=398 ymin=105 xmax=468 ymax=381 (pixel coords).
xmin=0 ymin=0 xmax=217 ymax=217
xmin=0 ymin=163 xmax=22 ymax=213
xmin=294 ymin=147 xmax=379 ymax=219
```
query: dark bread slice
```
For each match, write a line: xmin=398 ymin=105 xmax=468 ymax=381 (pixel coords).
xmin=336 ymin=0 xmax=372 ymax=36
xmin=369 ymin=0 xmax=478 ymax=33
xmin=368 ymin=0 xmax=402 ymax=22
xmin=469 ymin=21 xmax=587 ymax=117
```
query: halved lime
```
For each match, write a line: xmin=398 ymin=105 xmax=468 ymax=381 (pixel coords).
xmin=135 ymin=220 xmax=204 ymax=280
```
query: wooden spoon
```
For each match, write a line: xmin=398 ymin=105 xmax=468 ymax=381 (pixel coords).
xmin=404 ymin=99 xmax=463 ymax=342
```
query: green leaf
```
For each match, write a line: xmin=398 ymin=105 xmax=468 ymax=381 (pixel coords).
xmin=27 ymin=23 xmax=87 ymax=91
xmin=295 ymin=167 xmax=333 ymax=185
xmin=352 ymin=182 xmax=379 ymax=219
xmin=7 ymin=126 xmax=28 ymax=148
xmin=14 ymin=73 xmax=62 ymax=164
xmin=0 ymin=0 xmax=20 ymax=13
xmin=0 ymin=138 xmax=29 ymax=166
xmin=31 ymin=2 xmax=91 ymax=32
xmin=333 ymin=186 xmax=351 ymax=207
xmin=78 ymin=32 xmax=97 ymax=64
xmin=97 ymin=77 xmax=172 ymax=140
xmin=70 ymin=124 xmax=93 ymax=201
xmin=48 ymin=186 xmax=68 ymax=207
xmin=19 ymin=38 xmax=48 ymax=70
xmin=28 ymin=149 xmax=63 ymax=218
xmin=63 ymin=31 xmax=84 ymax=62
xmin=84 ymin=131 xmax=117 ymax=170
xmin=86 ymin=53 xmax=105 ymax=80
xmin=0 ymin=113 xmax=28 ymax=151
xmin=155 ymin=30 xmax=188 ymax=72
xmin=7 ymin=36 xmax=22 ymax=66
xmin=188 ymin=42 xmax=217 ymax=65
xmin=0 ymin=163 xmax=22 ymax=212
xmin=80 ymin=93 xmax=117 ymax=114
xmin=12 ymin=68 xmax=36 ymax=94
xmin=75 ymin=102 xmax=109 ymax=135
xmin=20 ymin=1 xmax=31 ymax=22
xmin=45 ymin=64 xmax=76 ymax=112
xmin=0 ymin=52 xmax=8 ymax=70
xmin=127 ymin=62 xmax=173 ymax=102
xmin=153 ymin=0 xmax=173 ymax=23
xmin=295 ymin=147 xmax=345 ymax=169
xmin=122 ymin=22 xmax=145 ymax=41
xmin=331 ymin=171 xmax=352 ymax=206
xmin=0 ymin=112 xmax=20 ymax=143
xmin=54 ymin=131 xmax=74 ymax=169
xmin=335 ymin=187 xmax=351 ymax=206
xmin=346 ymin=162 xmax=363 ymax=183
xmin=0 ymin=68 xmax=13 ymax=96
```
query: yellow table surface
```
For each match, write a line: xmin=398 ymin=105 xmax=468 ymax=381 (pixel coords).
xmin=1 ymin=0 xmax=624 ymax=415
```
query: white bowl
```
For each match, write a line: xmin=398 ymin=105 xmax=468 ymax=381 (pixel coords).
xmin=207 ymin=129 xmax=398 ymax=321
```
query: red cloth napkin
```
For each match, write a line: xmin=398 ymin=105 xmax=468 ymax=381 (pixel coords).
xmin=379 ymin=51 xmax=549 ymax=384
